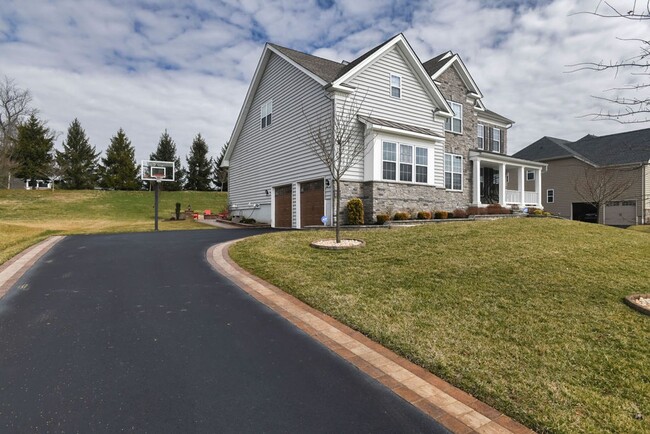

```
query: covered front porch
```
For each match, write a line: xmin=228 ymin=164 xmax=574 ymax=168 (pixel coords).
xmin=469 ymin=151 xmax=548 ymax=209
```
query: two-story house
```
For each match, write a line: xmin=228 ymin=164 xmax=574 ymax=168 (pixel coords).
xmin=223 ymin=34 xmax=546 ymax=227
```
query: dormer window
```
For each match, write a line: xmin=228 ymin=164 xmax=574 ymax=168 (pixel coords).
xmin=390 ymin=74 xmax=401 ymax=98
xmin=445 ymin=101 xmax=462 ymax=133
xmin=261 ymin=100 xmax=272 ymax=129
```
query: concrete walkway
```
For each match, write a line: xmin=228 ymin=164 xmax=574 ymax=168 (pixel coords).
xmin=209 ymin=240 xmax=534 ymax=434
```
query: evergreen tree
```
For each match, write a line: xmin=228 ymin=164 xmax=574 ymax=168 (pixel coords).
xmin=213 ymin=143 xmax=228 ymax=192
xmin=150 ymin=130 xmax=183 ymax=191
xmin=100 ymin=128 xmax=139 ymax=190
xmin=185 ymin=133 xmax=212 ymax=191
xmin=55 ymin=119 xmax=99 ymax=189
xmin=13 ymin=114 xmax=55 ymax=187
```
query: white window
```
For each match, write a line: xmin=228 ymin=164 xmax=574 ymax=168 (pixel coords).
xmin=390 ymin=74 xmax=401 ymax=98
xmin=492 ymin=127 xmax=501 ymax=152
xmin=547 ymin=189 xmax=554 ymax=203
xmin=399 ymin=144 xmax=412 ymax=182
xmin=444 ymin=153 xmax=463 ymax=190
xmin=477 ymin=124 xmax=484 ymax=149
xmin=415 ymin=148 xmax=428 ymax=183
xmin=526 ymin=170 xmax=535 ymax=181
xmin=445 ymin=101 xmax=463 ymax=133
xmin=261 ymin=100 xmax=272 ymax=129
xmin=382 ymin=142 xmax=397 ymax=180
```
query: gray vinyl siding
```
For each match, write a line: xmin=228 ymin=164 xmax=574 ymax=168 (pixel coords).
xmin=342 ymin=46 xmax=445 ymax=183
xmin=542 ymin=157 xmax=644 ymax=221
xmin=229 ymin=52 xmax=331 ymax=209
xmin=644 ymin=164 xmax=650 ymax=223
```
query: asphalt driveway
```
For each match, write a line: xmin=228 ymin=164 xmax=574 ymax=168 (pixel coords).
xmin=0 ymin=229 xmax=446 ymax=433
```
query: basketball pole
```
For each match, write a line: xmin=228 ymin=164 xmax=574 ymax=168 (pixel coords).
xmin=154 ymin=180 xmax=160 ymax=231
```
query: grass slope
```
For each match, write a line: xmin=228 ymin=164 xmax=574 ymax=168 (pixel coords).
xmin=0 ymin=189 xmax=227 ymax=264
xmin=230 ymin=219 xmax=650 ymax=434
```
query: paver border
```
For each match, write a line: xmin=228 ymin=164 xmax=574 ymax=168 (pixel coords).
xmin=0 ymin=236 xmax=65 ymax=300
xmin=207 ymin=239 xmax=535 ymax=434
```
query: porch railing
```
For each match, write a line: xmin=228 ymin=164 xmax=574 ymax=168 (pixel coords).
xmin=505 ymin=189 xmax=540 ymax=205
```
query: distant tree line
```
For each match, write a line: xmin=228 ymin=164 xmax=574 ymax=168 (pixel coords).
xmin=0 ymin=75 xmax=228 ymax=191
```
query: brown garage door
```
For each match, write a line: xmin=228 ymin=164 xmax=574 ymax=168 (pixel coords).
xmin=300 ymin=179 xmax=324 ymax=227
xmin=274 ymin=185 xmax=292 ymax=228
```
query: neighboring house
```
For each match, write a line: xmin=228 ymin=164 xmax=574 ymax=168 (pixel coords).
xmin=223 ymin=34 xmax=546 ymax=228
xmin=514 ymin=129 xmax=650 ymax=225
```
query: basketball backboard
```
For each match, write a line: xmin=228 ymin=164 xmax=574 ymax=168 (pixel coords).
xmin=141 ymin=160 xmax=175 ymax=182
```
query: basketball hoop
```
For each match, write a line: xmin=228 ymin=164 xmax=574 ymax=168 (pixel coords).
xmin=153 ymin=173 xmax=164 ymax=183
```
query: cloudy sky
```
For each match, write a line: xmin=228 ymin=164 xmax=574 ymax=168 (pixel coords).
xmin=0 ymin=0 xmax=647 ymax=162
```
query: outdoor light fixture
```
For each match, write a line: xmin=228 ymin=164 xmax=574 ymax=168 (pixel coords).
xmin=265 ymin=189 xmax=270 ymax=196
xmin=325 ymin=179 xmax=331 ymax=187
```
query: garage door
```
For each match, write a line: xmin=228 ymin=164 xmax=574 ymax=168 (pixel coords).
xmin=300 ymin=179 xmax=324 ymax=227
xmin=274 ymin=185 xmax=292 ymax=228
xmin=572 ymin=202 xmax=598 ymax=223
xmin=604 ymin=200 xmax=636 ymax=226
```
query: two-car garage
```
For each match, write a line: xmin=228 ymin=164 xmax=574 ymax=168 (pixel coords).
xmin=274 ymin=179 xmax=325 ymax=228
xmin=572 ymin=200 xmax=637 ymax=226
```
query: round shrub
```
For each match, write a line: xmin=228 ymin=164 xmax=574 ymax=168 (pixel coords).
xmin=533 ymin=209 xmax=544 ymax=215
xmin=376 ymin=213 xmax=390 ymax=224
xmin=434 ymin=211 xmax=448 ymax=219
xmin=346 ymin=198 xmax=364 ymax=225
xmin=393 ymin=211 xmax=411 ymax=220
xmin=416 ymin=211 xmax=432 ymax=220
xmin=452 ymin=208 xmax=467 ymax=219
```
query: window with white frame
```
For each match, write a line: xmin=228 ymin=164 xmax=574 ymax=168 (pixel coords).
xmin=390 ymin=74 xmax=401 ymax=98
xmin=492 ymin=127 xmax=501 ymax=152
xmin=477 ymin=124 xmax=484 ymax=149
xmin=547 ymin=189 xmax=554 ymax=203
xmin=526 ymin=170 xmax=535 ymax=181
xmin=382 ymin=142 xmax=397 ymax=180
xmin=399 ymin=144 xmax=413 ymax=182
xmin=444 ymin=153 xmax=463 ymax=190
xmin=445 ymin=101 xmax=463 ymax=133
xmin=261 ymin=100 xmax=272 ymax=128
xmin=416 ymin=148 xmax=428 ymax=183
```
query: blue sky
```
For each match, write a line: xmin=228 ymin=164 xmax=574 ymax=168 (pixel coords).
xmin=0 ymin=0 xmax=646 ymax=161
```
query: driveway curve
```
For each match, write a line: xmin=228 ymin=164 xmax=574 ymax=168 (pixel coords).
xmin=0 ymin=230 xmax=446 ymax=433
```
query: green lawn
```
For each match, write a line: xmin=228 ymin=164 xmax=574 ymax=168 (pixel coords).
xmin=230 ymin=219 xmax=650 ymax=434
xmin=0 ymin=189 xmax=227 ymax=264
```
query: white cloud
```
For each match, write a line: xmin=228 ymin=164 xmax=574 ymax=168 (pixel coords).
xmin=0 ymin=0 xmax=647 ymax=164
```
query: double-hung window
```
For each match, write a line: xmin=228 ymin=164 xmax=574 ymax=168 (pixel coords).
xmin=547 ymin=189 xmax=554 ymax=203
xmin=477 ymin=124 xmax=484 ymax=149
xmin=445 ymin=101 xmax=462 ymax=133
xmin=390 ymin=74 xmax=401 ymax=98
xmin=399 ymin=144 xmax=413 ymax=182
xmin=444 ymin=153 xmax=463 ymax=191
xmin=526 ymin=170 xmax=535 ymax=181
xmin=491 ymin=127 xmax=501 ymax=152
xmin=415 ymin=148 xmax=428 ymax=183
xmin=261 ymin=100 xmax=272 ymax=129
xmin=382 ymin=142 xmax=397 ymax=180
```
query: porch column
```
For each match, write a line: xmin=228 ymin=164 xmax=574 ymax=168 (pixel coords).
xmin=519 ymin=166 xmax=525 ymax=207
xmin=499 ymin=163 xmax=506 ymax=206
xmin=536 ymin=168 xmax=543 ymax=207
xmin=473 ymin=158 xmax=481 ymax=205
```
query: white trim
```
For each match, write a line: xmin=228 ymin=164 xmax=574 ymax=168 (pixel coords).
xmin=547 ymin=188 xmax=555 ymax=203
xmin=526 ymin=169 xmax=535 ymax=181
xmin=477 ymin=123 xmax=484 ymax=149
xmin=361 ymin=122 xmax=443 ymax=142
xmin=267 ymin=45 xmax=328 ymax=86
xmin=492 ymin=127 xmax=501 ymax=153
xmin=260 ymin=99 xmax=273 ymax=129
xmin=445 ymin=101 xmax=463 ymax=134
xmin=389 ymin=73 xmax=402 ymax=99
xmin=429 ymin=54 xmax=484 ymax=99
xmin=444 ymin=153 xmax=463 ymax=191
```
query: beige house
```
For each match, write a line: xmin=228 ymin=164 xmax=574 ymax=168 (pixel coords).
xmin=515 ymin=130 xmax=650 ymax=226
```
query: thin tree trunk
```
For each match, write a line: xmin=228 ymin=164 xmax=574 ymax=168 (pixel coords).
xmin=336 ymin=179 xmax=341 ymax=243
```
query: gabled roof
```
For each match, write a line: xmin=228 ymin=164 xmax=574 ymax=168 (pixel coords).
xmin=514 ymin=127 xmax=650 ymax=167
xmin=268 ymin=43 xmax=344 ymax=83
xmin=422 ymin=51 xmax=453 ymax=76
xmin=423 ymin=51 xmax=482 ymax=98
xmin=479 ymin=109 xmax=514 ymax=127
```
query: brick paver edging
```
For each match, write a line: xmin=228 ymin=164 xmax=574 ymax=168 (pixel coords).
xmin=207 ymin=240 xmax=534 ymax=434
xmin=0 ymin=236 xmax=65 ymax=300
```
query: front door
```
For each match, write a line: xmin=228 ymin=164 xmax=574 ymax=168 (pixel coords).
xmin=480 ymin=167 xmax=499 ymax=204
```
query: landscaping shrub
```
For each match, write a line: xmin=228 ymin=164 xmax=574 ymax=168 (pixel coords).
xmin=533 ymin=209 xmax=544 ymax=216
xmin=346 ymin=198 xmax=364 ymax=225
xmin=434 ymin=211 xmax=448 ymax=219
xmin=240 ymin=217 xmax=256 ymax=224
xmin=452 ymin=208 xmax=467 ymax=219
xmin=416 ymin=211 xmax=432 ymax=220
xmin=376 ymin=214 xmax=390 ymax=224
xmin=486 ymin=204 xmax=511 ymax=215
xmin=393 ymin=211 xmax=411 ymax=220
xmin=527 ymin=207 xmax=539 ymax=214
xmin=466 ymin=206 xmax=482 ymax=216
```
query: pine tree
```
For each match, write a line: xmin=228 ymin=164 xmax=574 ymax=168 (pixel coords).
xmin=100 ymin=128 xmax=139 ymax=190
xmin=214 ymin=143 xmax=228 ymax=192
xmin=13 ymin=114 xmax=55 ymax=187
xmin=150 ymin=130 xmax=183 ymax=191
xmin=55 ymin=119 xmax=99 ymax=189
xmin=185 ymin=133 xmax=212 ymax=191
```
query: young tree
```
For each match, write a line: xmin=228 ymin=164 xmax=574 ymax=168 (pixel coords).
xmin=100 ymin=128 xmax=139 ymax=190
xmin=0 ymin=76 xmax=36 ymax=188
xmin=13 ymin=114 xmax=55 ymax=187
xmin=214 ymin=143 xmax=228 ymax=192
xmin=56 ymin=119 xmax=100 ymax=189
xmin=185 ymin=133 xmax=213 ymax=191
xmin=570 ymin=2 xmax=650 ymax=123
xmin=150 ymin=130 xmax=183 ymax=191
xmin=304 ymin=92 xmax=371 ymax=243
xmin=573 ymin=165 xmax=639 ymax=224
